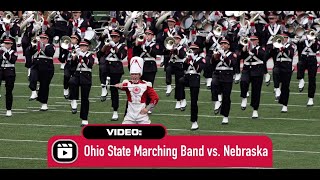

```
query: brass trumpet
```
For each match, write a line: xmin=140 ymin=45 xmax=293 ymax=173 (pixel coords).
xmin=3 ymin=11 xmax=13 ymax=24
xmin=60 ymin=36 xmax=72 ymax=50
xmin=272 ymin=35 xmax=285 ymax=49
xmin=240 ymin=36 xmax=250 ymax=46
xmin=71 ymin=49 xmax=78 ymax=57
xmin=136 ymin=33 xmax=145 ymax=43
xmin=306 ymin=29 xmax=316 ymax=40
xmin=212 ymin=24 xmax=222 ymax=37
xmin=31 ymin=36 xmax=40 ymax=47
xmin=164 ymin=37 xmax=176 ymax=50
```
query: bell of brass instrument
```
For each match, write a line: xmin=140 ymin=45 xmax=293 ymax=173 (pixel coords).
xmin=31 ymin=36 xmax=40 ymax=47
xmin=136 ymin=33 xmax=145 ymax=43
xmin=306 ymin=29 xmax=316 ymax=40
xmin=272 ymin=35 xmax=285 ymax=49
xmin=164 ymin=37 xmax=175 ymax=50
xmin=240 ymin=36 xmax=250 ymax=46
xmin=3 ymin=11 xmax=13 ymax=24
xmin=213 ymin=24 xmax=222 ymax=37
xmin=71 ymin=49 xmax=78 ymax=57
xmin=60 ymin=36 xmax=72 ymax=50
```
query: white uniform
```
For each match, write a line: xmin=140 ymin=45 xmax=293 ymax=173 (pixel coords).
xmin=120 ymin=80 xmax=159 ymax=124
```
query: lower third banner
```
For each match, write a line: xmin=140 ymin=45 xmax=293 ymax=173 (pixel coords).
xmin=47 ymin=134 xmax=273 ymax=168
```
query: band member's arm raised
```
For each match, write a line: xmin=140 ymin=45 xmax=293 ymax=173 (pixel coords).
xmin=114 ymin=44 xmax=127 ymax=60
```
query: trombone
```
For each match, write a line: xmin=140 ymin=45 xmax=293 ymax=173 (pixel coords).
xmin=240 ymin=36 xmax=250 ymax=46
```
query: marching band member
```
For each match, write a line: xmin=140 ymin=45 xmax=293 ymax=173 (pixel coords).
xmin=181 ymin=43 xmax=205 ymax=130
xmin=270 ymin=33 xmax=295 ymax=112
xmin=261 ymin=12 xmax=282 ymax=86
xmin=27 ymin=32 xmax=55 ymax=111
xmin=296 ymin=29 xmax=320 ymax=106
xmin=0 ymin=37 xmax=17 ymax=117
xmin=239 ymin=35 xmax=266 ymax=119
xmin=68 ymin=39 xmax=95 ymax=127
xmin=163 ymin=31 xmax=187 ymax=111
xmin=115 ymin=56 xmax=159 ymax=124
xmin=139 ymin=28 xmax=160 ymax=113
xmin=50 ymin=11 xmax=72 ymax=70
xmin=157 ymin=16 xmax=179 ymax=96
xmin=211 ymin=39 xmax=237 ymax=124
xmin=100 ymin=29 xmax=127 ymax=121
xmin=63 ymin=33 xmax=81 ymax=99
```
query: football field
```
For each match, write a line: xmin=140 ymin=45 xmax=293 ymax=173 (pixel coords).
xmin=0 ymin=63 xmax=320 ymax=169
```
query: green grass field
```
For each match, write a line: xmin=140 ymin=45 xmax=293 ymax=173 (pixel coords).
xmin=0 ymin=63 xmax=320 ymax=169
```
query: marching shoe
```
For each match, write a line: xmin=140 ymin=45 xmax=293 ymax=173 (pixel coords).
xmin=264 ymin=73 xmax=271 ymax=86
xmin=29 ymin=91 xmax=38 ymax=101
xmin=6 ymin=110 xmax=12 ymax=117
xmin=275 ymin=88 xmax=281 ymax=101
xmin=246 ymin=91 xmax=250 ymax=97
xmin=234 ymin=73 xmax=241 ymax=84
xmin=40 ymin=104 xmax=48 ymax=111
xmin=206 ymin=78 xmax=212 ymax=89
xmin=80 ymin=120 xmax=88 ymax=127
xmin=111 ymin=111 xmax=119 ymax=121
xmin=307 ymin=98 xmax=314 ymax=107
xmin=100 ymin=85 xmax=108 ymax=102
xmin=241 ymin=98 xmax=247 ymax=110
xmin=27 ymin=68 xmax=31 ymax=77
xmin=147 ymin=110 xmax=152 ymax=114
xmin=214 ymin=101 xmax=221 ymax=115
xmin=175 ymin=100 xmax=181 ymax=110
xmin=71 ymin=100 xmax=78 ymax=114
xmin=221 ymin=117 xmax=229 ymax=125
xmin=191 ymin=121 xmax=199 ymax=130
xmin=180 ymin=99 xmax=187 ymax=111
xmin=298 ymin=79 xmax=305 ymax=92
xmin=166 ymin=85 xmax=172 ymax=96
xmin=281 ymin=105 xmax=288 ymax=113
xmin=252 ymin=110 xmax=259 ymax=119
xmin=63 ymin=89 xmax=69 ymax=99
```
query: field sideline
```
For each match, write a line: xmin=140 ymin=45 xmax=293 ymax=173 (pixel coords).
xmin=0 ymin=62 xmax=320 ymax=169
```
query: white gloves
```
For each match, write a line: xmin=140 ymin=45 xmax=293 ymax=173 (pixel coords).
xmin=109 ymin=40 xmax=116 ymax=47
xmin=102 ymin=28 xmax=109 ymax=36
xmin=206 ymin=32 xmax=214 ymax=41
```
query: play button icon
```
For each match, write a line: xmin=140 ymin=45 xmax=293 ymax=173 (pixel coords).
xmin=52 ymin=139 xmax=78 ymax=163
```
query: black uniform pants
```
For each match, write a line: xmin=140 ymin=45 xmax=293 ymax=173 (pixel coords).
xmin=0 ymin=70 xmax=15 ymax=110
xmin=203 ymin=53 xmax=214 ymax=78
xmin=37 ymin=68 xmax=54 ymax=104
xmin=99 ymin=58 xmax=107 ymax=86
xmin=189 ymin=87 xmax=200 ymax=122
xmin=63 ymin=63 xmax=73 ymax=89
xmin=109 ymin=73 xmax=122 ymax=111
xmin=28 ymin=65 xmax=38 ymax=91
xmin=278 ymin=70 xmax=292 ymax=106
xmin=211 ymin=76 xmax=233 ymax=117
xmin=240 ymin=73 xmax=263 ymax=110
xmin=69 ymin=75 xmax=92 ymax=120
xmin=165 ymin=62 xmax=185 ymax=100
xmin=297 ymin=56 xmax=318 ymax=98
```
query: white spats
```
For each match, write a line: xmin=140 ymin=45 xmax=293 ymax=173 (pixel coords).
xmin=307 ymin=98 xmax=314 ymax=106
xmin=6 ymin=110 xmax=12 ymax=117
xmin=166 ymin=85 xmax=172 ymax=96
xmin=222 ymin=117 xmax=229 ymax=125
xmin=111 ymin=111 xmax=119 ymax=121
xmin=298 ymin=79 xmax=305 ymax=92
xmin=281 ymin=105 xmax=288 ymax=113
xmin=40 ymin=104 xmax=48 ymax=111
xmin=241 ymin=98 xmax=247 ymax=110
xmin=29 ymin=91 xmax=38 ymax=101
xmin=252 ymin=110 xmax=258 ymax=119
xmin=191 ymin=121 xmax=199 ymax=130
